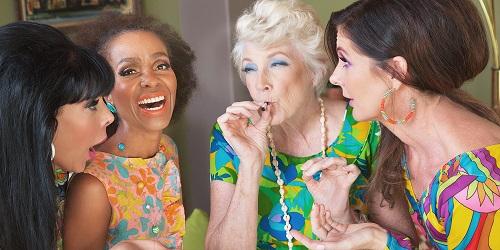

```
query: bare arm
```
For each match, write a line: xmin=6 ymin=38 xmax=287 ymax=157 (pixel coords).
xmin=205 ymin=157 xmax=263 ymax=250
xmin=206 ymin=102 xmax=271 ymax=249
xmin=63 ymin=173 xmax=111 ymax=250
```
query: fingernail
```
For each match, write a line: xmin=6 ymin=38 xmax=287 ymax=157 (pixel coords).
xmin=260 ymin=106 xmax=266 ymax=111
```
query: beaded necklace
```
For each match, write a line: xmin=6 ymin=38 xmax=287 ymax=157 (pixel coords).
xmin=266 ymin=97 xmax=327 ymax=249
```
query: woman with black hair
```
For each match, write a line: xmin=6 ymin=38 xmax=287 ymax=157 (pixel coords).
xmin=0 ymin=22 xmax=115 ymax=250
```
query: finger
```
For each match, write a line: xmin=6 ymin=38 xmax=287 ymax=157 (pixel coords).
xmin=343 ymin=164 xmax=361 ymax=177
xmin=311 ymin=203 xmax=327 ymax=239
xmin=226 ymin=106 xmax=258 ymax=121
xmin=301 ymin=158 xmax=323 ymax=182
xmin=290 ymin=230 xmax=326 ymax=250
xmin=319 ymin=204 xmax=334 ymax=233
xmin=253 ymin=104 xmax=272 ymax=131
xmin=217 ymin=113 xmax=246 ymax=137
xmin=324 ymin=210 xmax=335 ymax=231
xmin=303 ymin=158 xmax=345 ymax=177
xmin=217 ymin=113 xmax=244 ymax=126
xmin=231 ymin=101 xmax=261 ymax=110
xmin=301 ymin=158 xmax=323 ymax=171
xmin=329 ymin=220 xmax=349 ymax=234
xmin=319 ymin=204 xmax=327 ymax=227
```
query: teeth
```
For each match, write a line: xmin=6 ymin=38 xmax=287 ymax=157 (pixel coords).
xmin=144 ymin=104 xmax=164 ymax=111
xmin=138 ymin=95 xmax=165 ymax=105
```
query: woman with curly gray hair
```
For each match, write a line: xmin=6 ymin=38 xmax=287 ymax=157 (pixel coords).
xmin=206 ymin=0 xmax=380 ymax=249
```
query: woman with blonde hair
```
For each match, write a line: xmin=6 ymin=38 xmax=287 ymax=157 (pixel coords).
xmin=206 ymin=0 xmax=380 ymax=249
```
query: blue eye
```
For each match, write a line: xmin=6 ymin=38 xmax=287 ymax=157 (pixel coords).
xmin=242 ymin=63 xmax=257 ymax=73
xmin=270 ymin=59 xmax=289 ymax=67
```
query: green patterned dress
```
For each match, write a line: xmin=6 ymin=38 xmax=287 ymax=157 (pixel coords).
xmin=209 ymin=104 xmax=380 ymax=249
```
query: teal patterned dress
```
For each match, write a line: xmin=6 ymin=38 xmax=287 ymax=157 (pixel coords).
xmin=210 ymin=104 xmax=380 ymax=249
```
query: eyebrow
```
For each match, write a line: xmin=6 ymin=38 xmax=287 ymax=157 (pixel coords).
xmin=117 ymin=52 xmax=169 ymax=65
xmin=336 ymin=47 xmax=348 ymax=56
xmin=241 ymin=51 xmax=290 ymax=63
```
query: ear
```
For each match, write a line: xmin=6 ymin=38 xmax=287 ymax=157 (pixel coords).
xmin=106 ymin=95 xmax=113 ymax=104
xmin=388 ymin=56 xmax=408 ymax=90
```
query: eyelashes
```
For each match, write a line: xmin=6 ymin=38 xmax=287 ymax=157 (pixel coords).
xmin=118 ymin=61 xmax=172 ymax=77
xmin=241 ymin=59 xmax=290 ymax=73
xmin=338 ymin=56 xmax=350 ymax=68
xmin=85 ymin=98 xmax=100 ymax=111
xmin=119 ymin=68 xmax=136 ymax=76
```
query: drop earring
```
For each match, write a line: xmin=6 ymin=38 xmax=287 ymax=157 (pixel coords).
xmin=106 ymin=101 xmax=117 ymax=113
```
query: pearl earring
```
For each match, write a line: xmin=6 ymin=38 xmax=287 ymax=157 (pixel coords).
xmin=51 ymin=143 xmax=56 ymax=160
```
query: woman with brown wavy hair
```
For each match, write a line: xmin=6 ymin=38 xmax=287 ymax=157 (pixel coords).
xmin=293 ymin=0 xmax=500 ymax=249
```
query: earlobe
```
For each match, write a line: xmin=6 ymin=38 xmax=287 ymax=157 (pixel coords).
xmin=106 ymin=95 xmax=113 ymax=103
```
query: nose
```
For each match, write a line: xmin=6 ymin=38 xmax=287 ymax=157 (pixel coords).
xmin=140 ymin=69 xmax=160 ymax=88
xmin=100 ymin=100 xmax=115 ymax=127
xmin=256 ymin=69 xmax=272 ymax=91
xmin=329 ymin=66 xmax=342 ymax=86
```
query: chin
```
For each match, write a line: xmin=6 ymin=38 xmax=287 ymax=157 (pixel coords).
xmin=351 ymin=108 xmax=373 ymax=122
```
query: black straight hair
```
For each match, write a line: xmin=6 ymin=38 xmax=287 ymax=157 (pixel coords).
xmin=0 ymin=21 xmax=114 ymax=249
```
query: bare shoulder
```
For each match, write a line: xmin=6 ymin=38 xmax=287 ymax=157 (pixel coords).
xmin=66 ymin=173 xmax=109 ymax=207
xmin=161 ymin=133 xmax=179 ymax=162
xmin=64 ymin=173 xmax=111 ymax=249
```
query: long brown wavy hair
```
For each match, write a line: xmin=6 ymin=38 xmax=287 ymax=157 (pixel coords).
xmin=325 ymin=0 xmax=500 ymax=240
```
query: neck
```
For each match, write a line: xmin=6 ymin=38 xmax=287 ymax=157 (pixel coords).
xmin=98 ymin=122 xmax=162 ymax=158
xmin=271 ymin=95 xmax=324 ymax=155
xmin=379 ymin=95 xmax=453 ymax=168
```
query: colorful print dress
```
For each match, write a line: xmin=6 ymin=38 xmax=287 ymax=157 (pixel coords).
xmin=386 ymin=144 xmax=500 ymax=249
xmin=84 ymin=134 xmax=185 ymax=249
xmin=210 ymin=104 xmax=380 ymax=249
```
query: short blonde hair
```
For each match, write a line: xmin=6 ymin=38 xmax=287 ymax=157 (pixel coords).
xmin=232 ymin=0 xmax=332 ymax=94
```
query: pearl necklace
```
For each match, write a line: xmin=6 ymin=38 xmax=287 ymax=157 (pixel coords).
xmin=267 ymin=97 xmax=327 ymax=249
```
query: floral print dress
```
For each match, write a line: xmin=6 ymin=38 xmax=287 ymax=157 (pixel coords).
xmin=210 ymin=104 xmax=380 ymax=249
xmin=84 ymin=134 xmax=185 ymax=249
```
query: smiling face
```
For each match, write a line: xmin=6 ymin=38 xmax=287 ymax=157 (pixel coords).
xmin=105 ymin=31 xmax=177 ymax=133
xmin=329 ymin=30 xmax=390 ymax=122
xmin=53 ymin=98 xmax=113 ymax=172
xmin=241 ymin=42 xmax=315 ymax=125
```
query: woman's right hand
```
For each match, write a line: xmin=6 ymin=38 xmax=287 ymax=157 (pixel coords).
xmin=291 ymin=204 xmax=388 ymax=250
xmin=217 ymin=101 xmax=272 ymax=162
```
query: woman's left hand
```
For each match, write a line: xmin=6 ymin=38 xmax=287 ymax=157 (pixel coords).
xmin=291 ymin=220 xmax=388 ymax=250
xmin=301 ymin=157 xmax=360 ymax=222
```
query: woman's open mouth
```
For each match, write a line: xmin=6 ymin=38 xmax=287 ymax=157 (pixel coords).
xmin=138 ymin=95 xmax=166 ymax=111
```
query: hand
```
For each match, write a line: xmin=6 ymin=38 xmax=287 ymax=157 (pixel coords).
xmin=309 ymin=203 xmax=344 ymax=240
xmin=217 ymin=101 xmax=272 ymax=161
xmin=302 ymin=158 xmax=360 ymax=221
xmin=292 ymin=219 xmax=388 ymax=250
xmin=110 ymin=240 xmax=168 ymax=250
